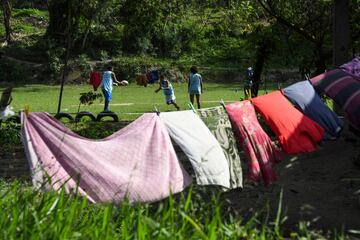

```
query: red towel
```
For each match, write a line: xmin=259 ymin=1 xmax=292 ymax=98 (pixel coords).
xmin=90 ymin=71 xmax=101 ymax=91
xmin=251 ymin=91 xmax=324 ymax=154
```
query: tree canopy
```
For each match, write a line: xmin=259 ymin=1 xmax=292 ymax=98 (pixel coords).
xmin=1 ymin=0 xmax=359 ymax=86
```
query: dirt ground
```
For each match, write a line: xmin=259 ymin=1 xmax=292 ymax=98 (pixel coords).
xmin=224 ymin=130 xmax=360 ymax=235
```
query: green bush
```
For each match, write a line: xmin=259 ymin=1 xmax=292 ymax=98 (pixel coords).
xmin=45 ymin=42 xmax=65 ymax=80
xmin=0 ymin=122 xmax=21 ymax=146
xmin=0 ymin=60 xmax=29 ymax=83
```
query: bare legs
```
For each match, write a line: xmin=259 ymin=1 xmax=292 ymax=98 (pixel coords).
xmin=104 ymin=100 xmax=110 ymax=112
xmin=172 ymin=102 xmax=180 ymax=110
xmin=190 ymin=94 xmax=201 ymax=109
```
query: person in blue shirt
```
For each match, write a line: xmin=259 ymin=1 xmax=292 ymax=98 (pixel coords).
xmin=100 ymin=66 xmax=121 ymax=112
xmin=188 ymin=66 xmax=203 ymax=109
xmin=155 ymin=74 xmax=180 ymax=110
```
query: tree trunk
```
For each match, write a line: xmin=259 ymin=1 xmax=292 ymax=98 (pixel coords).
xmin=47 ymin=0 xmax=69 ymax=39
xmin=47 ymin=0 xmax=82 ymax=42
xmin=81 ymin=18 xmax=93 ymax=50
xmin=333 ymin=0 xmax=349 ymax=116
xmin=2 ymin=0 xmax=12 ymax=43
xmin=252 ymin=41 xmax=270 ymax=97
xmin=313 ymin=43 xmax=327 ymax=76
xmin=57 ymin=0 xmax=72 ymax=114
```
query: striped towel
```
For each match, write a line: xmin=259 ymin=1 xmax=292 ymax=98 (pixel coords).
xmin=310 ymin=69 xmax=360 ymax=130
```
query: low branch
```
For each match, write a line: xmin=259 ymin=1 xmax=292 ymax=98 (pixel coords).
xmin=256 ymin=0 xmax=318 ymax=44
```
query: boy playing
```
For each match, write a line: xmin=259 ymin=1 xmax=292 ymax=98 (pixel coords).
xmin=100 ymin=66 xmax=121 ymax=112
xmin=155 ymin=74 xmax=180 ymax=111
xmin=188 ymin=66 xmax=203 ymax=109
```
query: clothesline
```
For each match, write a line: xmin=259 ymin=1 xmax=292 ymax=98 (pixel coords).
xmin=21 ymin=57 xmax=360 ymax=203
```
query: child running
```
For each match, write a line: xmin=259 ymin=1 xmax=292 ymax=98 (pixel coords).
xmin=155 ymin=74 xmax=180 ymax=111
xmin=100 ymin=66 xmax=121 ymax=112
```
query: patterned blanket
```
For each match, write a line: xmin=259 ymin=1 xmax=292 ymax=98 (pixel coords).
xmin=198 ymin=106 xmax=243 ymax=189
xmin=226 ymin=101 xmax=282 ymax=186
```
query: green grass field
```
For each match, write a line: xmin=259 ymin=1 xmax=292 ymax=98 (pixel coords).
xmin=9 ymin=82 xmax=267 ymax=120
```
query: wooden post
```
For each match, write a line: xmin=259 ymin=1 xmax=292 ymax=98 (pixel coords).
xmin=333 ymin=0 xmax=349 ymax=115
xmin=56 ymin=1 xmax=72 ymax=114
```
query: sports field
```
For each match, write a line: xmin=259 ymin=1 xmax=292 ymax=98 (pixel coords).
xmin=9 ymin=83 xmax=272 ymax=120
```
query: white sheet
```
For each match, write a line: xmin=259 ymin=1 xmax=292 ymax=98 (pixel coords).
xmin=160 ymin=110 xmax=230 ymax=188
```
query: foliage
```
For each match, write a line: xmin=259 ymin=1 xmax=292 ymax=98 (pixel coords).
xmin=0 ymin=121 xmax=21 ymax=146
xmin=45 ymin=42 xmax=65 ymax=80
xmin=12 ymin=0 xmax=48 ymax=9
xmin=1 ymin=1 xmax=359 ymax=84
xmin=255 ymin=0 xmax=333 ymax=74
xmin=349 ymin=0 xmax=360 ymax=54
xmin=0 ymin=60 xmax=31 ymax=83
xmin=79 ymin=91 xmax=102 ymax=106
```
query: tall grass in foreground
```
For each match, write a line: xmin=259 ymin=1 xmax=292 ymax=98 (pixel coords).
xmin=0 ymin=180 xmax=347 ymax=240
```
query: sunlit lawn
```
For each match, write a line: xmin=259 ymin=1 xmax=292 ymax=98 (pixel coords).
xmin=9 ymin=82 xmax=273 ymax=121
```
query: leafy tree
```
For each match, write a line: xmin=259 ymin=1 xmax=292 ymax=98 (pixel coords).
xmin=77 ymin=0 xmax=124 ymax=50
xmin=121 ymin=0 xmax=203 ymax=57
xmin=349 ymin=0 xmax=360 ymax=55
xmin=47 ymin=0 xmax=123 ymax=52
xmin=47 ymin=0 xmax=83 ymax=43
xmin=255 ymin=0 xmax=333 ymax=75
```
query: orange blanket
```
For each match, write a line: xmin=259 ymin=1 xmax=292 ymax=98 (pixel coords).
xmin=251 ymin=91 xmax=324 ymax=154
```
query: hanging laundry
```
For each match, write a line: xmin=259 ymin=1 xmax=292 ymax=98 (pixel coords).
xmin=136 ymin=74 xmax=148 ymax=87
xmin=149 ymin=70 xmax=159 ymax=84
xmin=225 ymin=101 xmax=282 ymax=186
xmin=89 ymin=71 xmax=101 ymax=91
xmin=146 ymin=72 xmax=151 ymax=82
xmin=197 ymin=106 xmax=243 ymax=189
xmin=310 ymin=69 xmax=360 ymax=130
xmin=283 ymin=80 xmax=343 ymax=140
xmin=160 ymin=110 xmax=231 ymax=188
xmin=22 ymin=112 xmax=191 ymax=203
xmin=339 ymin=56 xmax=360 ymax=79
xmin=251 ymin=91 xmax=324 ymax=154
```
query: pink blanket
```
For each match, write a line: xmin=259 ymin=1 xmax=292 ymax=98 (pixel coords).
xmin=226 ymin=101 xmax=282 ymax=186
xmin=22 ymin=112 xmax=191 ymax=203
